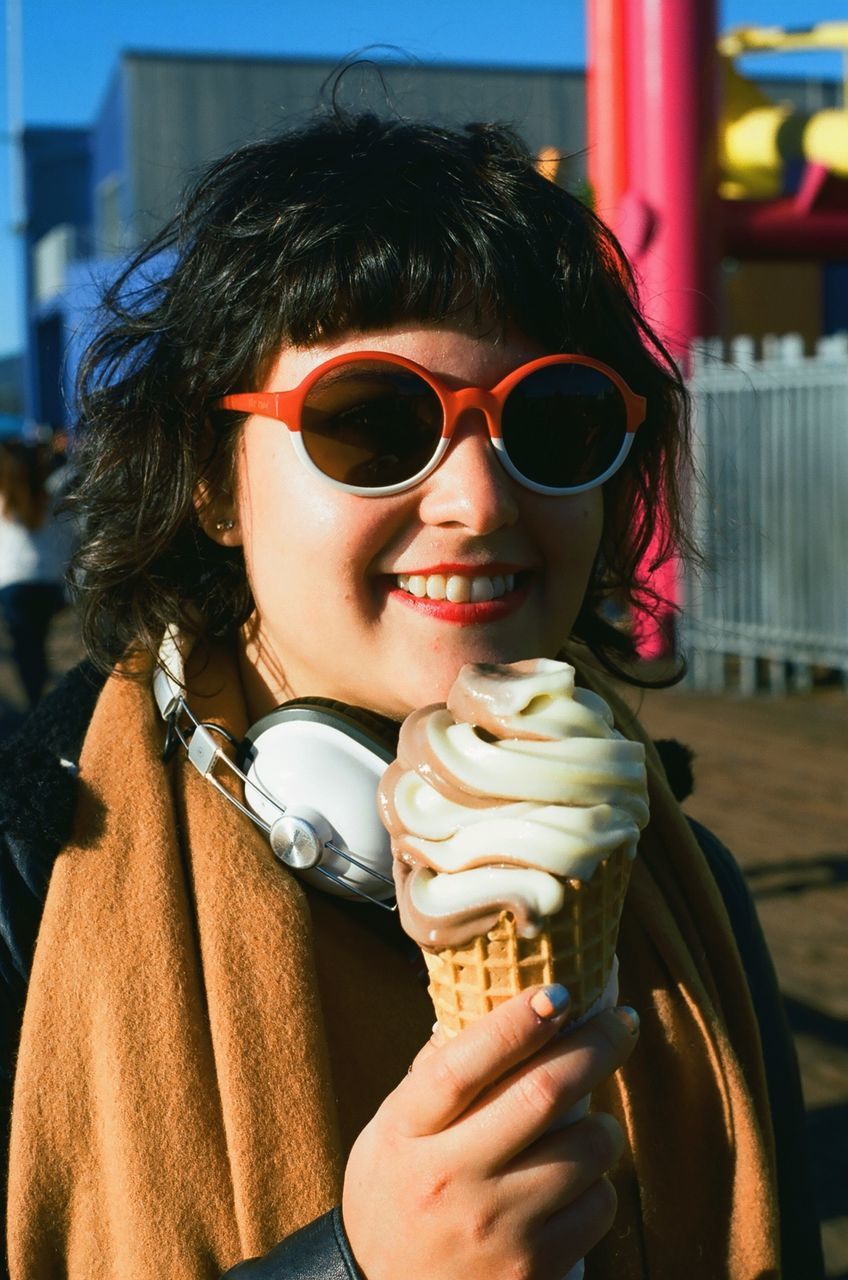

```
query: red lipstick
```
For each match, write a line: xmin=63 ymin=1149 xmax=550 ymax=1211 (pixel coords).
xmin=385 ymin=569 xmax=531 ymax=624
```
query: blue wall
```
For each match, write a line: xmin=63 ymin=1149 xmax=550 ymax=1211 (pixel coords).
xmin=22 ymin=128 xmax=92 ymax=426
xmin=22 ymin=69 xmax=133 ymax=429
xmin=59 ymin=249 xmax=177 ymax=428
xmin=23 ymin=128 xmax=91 ymax=243
xmin=60 ymin=256 xmax=125 ymax=423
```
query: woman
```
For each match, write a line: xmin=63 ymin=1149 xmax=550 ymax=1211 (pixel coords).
xmin=0 ymin=110 xmax=822 ymax=1278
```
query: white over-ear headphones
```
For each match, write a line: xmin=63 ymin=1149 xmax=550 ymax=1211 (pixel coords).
xmin=152 ymin=628 xmax=396 ymax=907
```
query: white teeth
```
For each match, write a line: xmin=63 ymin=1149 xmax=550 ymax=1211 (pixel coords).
xmin=395 ymin=572 xmax=518 ymax=602
xmin=446 ymin=576 xmax=472 ymax=603
xmin=470 ymin=577 xmax=494 ymax=602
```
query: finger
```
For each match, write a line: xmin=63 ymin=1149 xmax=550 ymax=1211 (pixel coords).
xmin=452 ymin=1005 xmax=638 ymax=1169
xmin=533 ymin=1175 xmax=619 ymax=1274
xmin=499 ymin=1113 xmax=625 ymax=1220
xmin=396 ymin=984 xmax=572 ymax=1137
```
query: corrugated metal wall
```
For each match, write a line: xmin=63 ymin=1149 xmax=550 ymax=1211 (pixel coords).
xmin=123 ymin=54 xmax=588 ymax=240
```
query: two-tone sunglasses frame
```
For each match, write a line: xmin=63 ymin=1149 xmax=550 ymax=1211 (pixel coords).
xmin=214 ymin=351 xmax=647 ymax=497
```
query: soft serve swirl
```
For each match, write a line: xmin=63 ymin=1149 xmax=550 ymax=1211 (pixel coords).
xmin=378 ymin=658 xmax=649 ymax=948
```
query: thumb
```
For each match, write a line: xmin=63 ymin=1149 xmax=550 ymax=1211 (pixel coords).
xmin=396 ymin=984 xmax=572 ymax=1136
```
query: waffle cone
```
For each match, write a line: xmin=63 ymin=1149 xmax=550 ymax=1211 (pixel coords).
xmin=423 ymin=843 xmax=632 ymax=1036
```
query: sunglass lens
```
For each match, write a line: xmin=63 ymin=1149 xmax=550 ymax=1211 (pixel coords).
xmin=501 ymin=364 xmax=628 ymax=489
xmin=301 ymin=363 xmax=442 ymax=488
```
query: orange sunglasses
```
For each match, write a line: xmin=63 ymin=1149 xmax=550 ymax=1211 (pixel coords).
xmin=215 ymin=350 xmax=646 ymax=496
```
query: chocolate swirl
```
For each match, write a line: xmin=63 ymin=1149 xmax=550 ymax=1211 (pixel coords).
xmin=378 ymin=658 xmax=649 ymax=948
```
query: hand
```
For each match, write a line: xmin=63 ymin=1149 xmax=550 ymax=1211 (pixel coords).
xmin=342 ymin=987 xmax=639 ymax=1280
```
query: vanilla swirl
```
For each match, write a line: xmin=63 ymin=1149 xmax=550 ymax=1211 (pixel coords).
xmin=378 ymin=658 xmax=649 ymax=948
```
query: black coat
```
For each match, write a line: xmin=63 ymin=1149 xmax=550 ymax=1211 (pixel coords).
xmin=0 ymin=665 xmax=825 ymax=1279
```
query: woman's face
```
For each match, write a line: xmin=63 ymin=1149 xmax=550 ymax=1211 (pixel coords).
xmin=225 ymin=323 xmax=604 ymax=720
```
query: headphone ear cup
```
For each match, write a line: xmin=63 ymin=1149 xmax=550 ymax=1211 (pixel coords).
xmin=280 ymin=697 xmax=400 ymax=757
xmin=239 ymin=701 xmax=398 ymax=901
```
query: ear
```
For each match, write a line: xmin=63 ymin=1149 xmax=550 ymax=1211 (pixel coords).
xmin=193 ymin=476 xmax=243 ymax=547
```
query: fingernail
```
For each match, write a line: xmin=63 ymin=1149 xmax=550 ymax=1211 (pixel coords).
xmin=530 ymin=984 xmax=571 ymax=1020
xmin=612 ymin=1005 xmax=640 ymax=1035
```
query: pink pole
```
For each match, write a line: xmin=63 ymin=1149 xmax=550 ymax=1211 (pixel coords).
xmin=621 ymin=0 xmax=720 ymax=657
xmin=586 ymin=0 xmax=629 ymax=222
xmin=624 ymin=0 xmax=720 ymax=362
xmin=585 ymin=0 xmax=721 ymax=659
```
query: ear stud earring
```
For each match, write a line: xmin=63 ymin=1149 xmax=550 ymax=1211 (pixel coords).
xmin=215 ymin=518 xmax=235 ymax=532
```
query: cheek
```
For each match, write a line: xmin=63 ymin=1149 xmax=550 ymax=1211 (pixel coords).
xmin=234 ymin=430 xmax=392 ymax=603
xmin=542 ymin=498 xmax=603 ymax=644
xmin=543 ymin=493 xmax=604 ymax=578
xmin=579 ymin=496 xmax=604 ymax=564
xmin=233 ymin=433 xmax=321 ymax=600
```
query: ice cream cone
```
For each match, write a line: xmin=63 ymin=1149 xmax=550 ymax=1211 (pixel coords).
xmin=423 ymin=842 xmax=632 ymax=1037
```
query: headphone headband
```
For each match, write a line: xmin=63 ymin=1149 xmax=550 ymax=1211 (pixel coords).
xmin=152 ymin=624 xmax=190 ymax=720
xmin=153 ymin=630 xmax=397 ymax=907
xmin=243 ymin=698 xmax=400 ymax=765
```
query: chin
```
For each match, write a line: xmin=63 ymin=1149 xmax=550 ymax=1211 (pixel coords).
xmin=390 ymin=653 xmax=514 ymax=716
xmin=368 ymin=674 xmax=452 ymax=721
xmin=367 ymin=635 xmax=558 ymax=720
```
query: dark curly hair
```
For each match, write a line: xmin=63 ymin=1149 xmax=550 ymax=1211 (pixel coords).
xmin=70 ymin=107 xmax=695 ymax=686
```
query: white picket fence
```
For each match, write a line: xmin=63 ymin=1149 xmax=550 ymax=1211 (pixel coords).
xmin=679 ymin=333 xmax=848 ymax=693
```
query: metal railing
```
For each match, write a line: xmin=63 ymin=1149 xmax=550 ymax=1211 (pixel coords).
xmin=680 ymin=333 xmax=848 ymax=693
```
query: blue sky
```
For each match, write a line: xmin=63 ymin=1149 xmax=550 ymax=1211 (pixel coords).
xmin=2 ymin=0 xmax=846 ymax=357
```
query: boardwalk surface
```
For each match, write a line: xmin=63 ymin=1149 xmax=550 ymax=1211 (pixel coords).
xmin=2 ymin=610 xmax=846 ymax=1276
xmin=623 ymin=676 xmax=847 ymax=1279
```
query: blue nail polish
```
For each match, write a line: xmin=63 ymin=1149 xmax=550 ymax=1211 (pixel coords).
xmin=613 ymin=1005 xmax=640 ymax=1035
xmin=530 ymin=984 xmax=571 ymax=1019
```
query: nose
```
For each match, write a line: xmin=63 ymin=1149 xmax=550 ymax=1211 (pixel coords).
xmin=416 ymin=410 xmax=520 ymax=534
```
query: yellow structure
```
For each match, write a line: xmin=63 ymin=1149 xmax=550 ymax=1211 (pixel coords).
xmin=718 ymin=23 xmax=848 ymax=198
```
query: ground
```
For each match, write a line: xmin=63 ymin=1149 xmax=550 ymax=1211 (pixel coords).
xmin=2 ymin=609 xmax=846 ymax=1277
xmin=620 ymin=674 xmax=848 ymax=1279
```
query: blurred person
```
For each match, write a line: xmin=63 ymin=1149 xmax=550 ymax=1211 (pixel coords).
xmin=0 ymin=441 xmax=75 ymax=709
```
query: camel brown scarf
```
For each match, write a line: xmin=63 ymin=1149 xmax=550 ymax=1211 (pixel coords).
xmin=7 ymin=646 xmax=780 ymax=1278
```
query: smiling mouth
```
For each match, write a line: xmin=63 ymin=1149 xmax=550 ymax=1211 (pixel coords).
xmin=393 ymin=570 xmax=527 ymax=603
